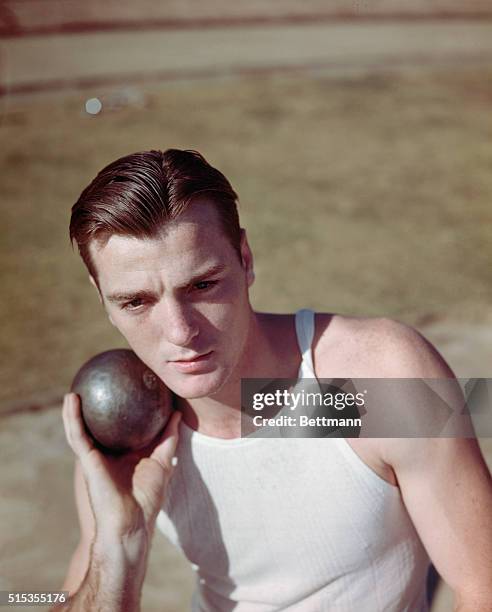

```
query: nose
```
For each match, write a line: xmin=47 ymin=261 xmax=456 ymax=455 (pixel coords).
xmin=160 ymin=299 xmax=199 ymax=348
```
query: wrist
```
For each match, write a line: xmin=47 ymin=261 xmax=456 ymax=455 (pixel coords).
xmin=88 ymin=533 xmax=148 ymax=609
xmin=93 ymin=528 xmax=149 ymax=566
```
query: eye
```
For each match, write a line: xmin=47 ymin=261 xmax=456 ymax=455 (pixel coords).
xmin=194 ymin=280 xmax=217 ymax=291
xmin=122 ymin=298 xmax=146 ymax=311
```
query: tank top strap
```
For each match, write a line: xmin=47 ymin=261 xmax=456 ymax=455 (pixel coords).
xmin=295 ymin=308 xmax=316 ymax=377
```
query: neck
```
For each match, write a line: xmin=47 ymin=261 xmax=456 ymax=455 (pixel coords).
xmin=176 ymin=310 xmax=299 ymax=438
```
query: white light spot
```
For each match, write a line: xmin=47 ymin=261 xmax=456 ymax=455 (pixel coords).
xmin=85 ymin=98 xmax=102 ymax=115
xmin=171 ymin=456 xmax=178 ymax=467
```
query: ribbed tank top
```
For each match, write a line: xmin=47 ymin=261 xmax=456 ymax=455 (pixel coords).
xmin=156 ymin=309 xmax=430 ymax=611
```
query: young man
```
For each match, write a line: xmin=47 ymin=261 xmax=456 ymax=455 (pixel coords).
xmin=56 ymin=149 xmax=492 ymax=611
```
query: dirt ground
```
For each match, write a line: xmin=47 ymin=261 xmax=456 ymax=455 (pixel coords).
xmin=1 ymin=12 xmax=491 ymax=612
xmin=2 ymin=0 xmax=491 ymax=37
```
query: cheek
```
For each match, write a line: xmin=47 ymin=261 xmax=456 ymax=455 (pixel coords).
xmin=208 ymin=288 xmax=249 ymax=330
xmin=110 ymin=313 xmax=158 ymax=352
xmin=211 ymin=301 xmax=250 ymax=354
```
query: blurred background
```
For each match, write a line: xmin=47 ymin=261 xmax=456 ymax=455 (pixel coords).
xmin=1 ymin=1 xmax=491 ymax=610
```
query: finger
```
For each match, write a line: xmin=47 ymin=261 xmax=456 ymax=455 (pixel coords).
xmin=62 ymin=393 xmax=95 ymax=459
xmin=150 ymin=411 xmax=182 ymax=470
xmin=62 ymin=395 xmax=73 ymax=447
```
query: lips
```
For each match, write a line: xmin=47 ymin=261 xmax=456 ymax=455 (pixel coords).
xmin=169 ymin=351 xmax=214 ymax=373
xmin=171 ymin=351 xmax=213 ymax=363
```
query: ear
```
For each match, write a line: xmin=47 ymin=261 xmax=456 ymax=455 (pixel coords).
xmin=239 ymin=229 xmax=255 ymax=287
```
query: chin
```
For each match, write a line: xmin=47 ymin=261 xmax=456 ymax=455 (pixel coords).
xmin=163 ymin=368 xmax=231 ymax=400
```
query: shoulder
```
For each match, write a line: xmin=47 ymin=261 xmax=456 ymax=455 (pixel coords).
xmin=314 ymin=314 xmax=471 ymax=471
xmin=313 ymin=313 xmax=455 ymax=378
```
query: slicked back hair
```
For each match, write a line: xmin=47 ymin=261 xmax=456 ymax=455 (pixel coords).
xmin=69 ymin=149 xmax=242 ymax=285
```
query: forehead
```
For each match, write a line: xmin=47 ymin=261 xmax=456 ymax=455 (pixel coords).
xmin=89 ymin=201 xmax=233 ymax=288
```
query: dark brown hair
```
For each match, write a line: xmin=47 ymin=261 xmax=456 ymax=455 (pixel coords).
xmin=69 ymin=149 xmax=241 ymax=283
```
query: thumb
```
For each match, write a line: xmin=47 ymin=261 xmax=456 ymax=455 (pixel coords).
xmin=150 ymin=410 xmax=182 ymax=471
xmin=131 ymin=411 xmax=182 ymax=528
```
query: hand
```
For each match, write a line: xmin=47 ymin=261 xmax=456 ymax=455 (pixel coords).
xmin=62 ymin=392 xmax=181 ymax=541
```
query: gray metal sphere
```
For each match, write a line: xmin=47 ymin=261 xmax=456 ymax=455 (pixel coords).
xmin=71 ymin=349 xmax=173 ymax=453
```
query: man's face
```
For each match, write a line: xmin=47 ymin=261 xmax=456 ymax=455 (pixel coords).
xmin=89 ymin=201 xmax=254 ymax=399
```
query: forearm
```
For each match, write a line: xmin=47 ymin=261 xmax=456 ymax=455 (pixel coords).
xmin=454 ymin=590 xmax=492 ymax=612
xmin=52 ymin=532 xmax=149 ymax=612
xmin=455 ymin=603 xmax=491 ymax=611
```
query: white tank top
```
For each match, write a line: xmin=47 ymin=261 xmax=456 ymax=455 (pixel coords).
xmin=156 ymin=309 xmax=430 ymax=611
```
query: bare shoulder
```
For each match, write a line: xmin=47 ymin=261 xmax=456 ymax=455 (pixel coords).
xmin=312 ymin=314 xmax=463 ymax=485
xmin=313 ymin=313 xmax=454 ymax=378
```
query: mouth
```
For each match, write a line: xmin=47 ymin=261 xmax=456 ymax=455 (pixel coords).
xmin=168 ymin=351 xmax=214 ymax=372
xmin=170 ymin=351 xmax=213 ymax=364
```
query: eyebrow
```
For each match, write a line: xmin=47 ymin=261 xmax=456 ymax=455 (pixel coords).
xmin=105 ymin=263 xmax=228 ymax=304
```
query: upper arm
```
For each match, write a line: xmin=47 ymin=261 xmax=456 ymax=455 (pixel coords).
xmin=389 ymin=437 xmax=492 ymax=605
xmin=61 ymin=460 xmax=96 ymax=595
xmin=379 ymin=319 xmax=492 ymax=604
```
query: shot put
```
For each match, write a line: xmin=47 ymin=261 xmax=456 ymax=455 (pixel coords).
xmin=71 ymin=349 xmax=173 ymax=454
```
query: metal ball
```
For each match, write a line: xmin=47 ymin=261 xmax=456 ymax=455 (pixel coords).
xmin=71 ymin=349 xmax=173 ymax=454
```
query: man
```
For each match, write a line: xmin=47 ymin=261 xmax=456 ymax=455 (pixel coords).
xmin=55 ymin=149 xmax=492 ymax=611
